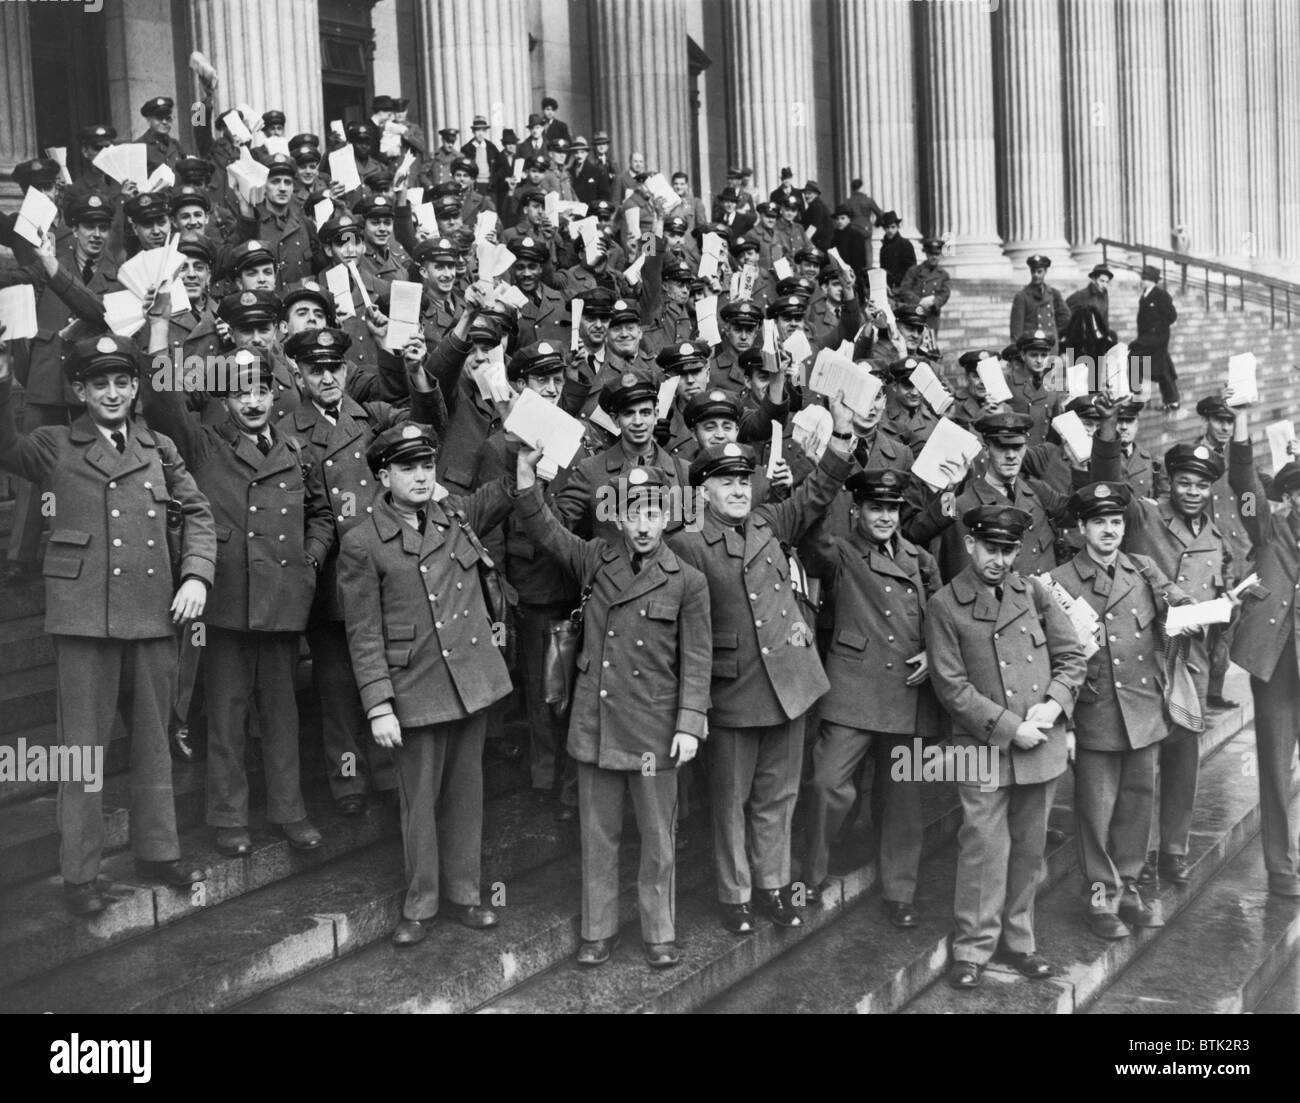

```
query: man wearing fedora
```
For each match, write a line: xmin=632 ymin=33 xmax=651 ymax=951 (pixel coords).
xmin=877 ymin=211 xmax=916 ymax=293
xmin=1132 ymin=265 xmax=1179 ymax=409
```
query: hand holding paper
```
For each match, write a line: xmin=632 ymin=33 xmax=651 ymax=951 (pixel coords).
xmin=912 ymin=418 xmax=983 ymax=491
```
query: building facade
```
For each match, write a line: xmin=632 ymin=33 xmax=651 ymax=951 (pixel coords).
xmin=1 ymin=0 xmax=1297 ymax=277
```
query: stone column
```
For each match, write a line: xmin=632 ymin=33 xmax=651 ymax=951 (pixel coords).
xmin=590 ymin=0 xmax=690 ymax=179
xmin=1208 ymin=0 xmax=1247 ymax=260
xmin=1062 ymin=0 xmax=1120 ymax=268
xmin=1278 ymin=0 xmax=1300 ymax=269
xmin=0 ymin=3 xmax=37 ymax=192
xmin=1116 ymin=0 xmax=1170 ymax=250
xmin=918 ymin=0 xmax=1009 ymax=276
xmin=1167 ymin=0 xmax=1214 ymax=261
xmin=187 ymin=0 xmax=323 ymax=135
xmin=830 ymin=0 xmax=918 ymax=237
xmin=1245 ymin=0 xmax=1278 ymax=268
xmin=416 ymin=0 xmax=530 ymax=143
xmin=722 ymin=0 xmax=814 ymax=201
xmin=997 ymin=0 xmax=1073 ymax=271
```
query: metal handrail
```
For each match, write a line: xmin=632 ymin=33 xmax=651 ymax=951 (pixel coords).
xmin=1095 ymin=237 xmax=1299 ymax=329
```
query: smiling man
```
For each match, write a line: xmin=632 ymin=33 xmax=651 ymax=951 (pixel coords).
xmin=144 ymin=298 xmax=334 ymax=861
xmin=927 ymin=505 xmax=1085 ymax=989
xmin=134 ymin=95 xmax=184 ymax=174
xmin=0 ymin=334 xmax=214 ymax=915
xmin=338 ymin=424 xmax=516 ymax=946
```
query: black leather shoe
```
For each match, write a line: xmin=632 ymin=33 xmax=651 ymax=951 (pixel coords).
xmin=1045 ymin=828 xmax=1067 ymax=849
xmin=169 ymin=725 xmax=196 ymax=762
xmin=644 ymin=941 xmax=682 ymax=968
xmin=1118 ymin=897 xmax=1164 ymax=929
xmin=63 ymin=881 xmax=108 ymax=917
xmin=993 ymin=949 xmax=1056 ymax=979
xmin=444 ymin=902 xmax=498 ymax=930
xmin=1206 ymin=694 xmax=1239 ymax=711
xmin=883 ymin=899 xmax=919 ymax=929
xmin=1086 ymin=909 xmax=1131 ymax=940
xmin=335 ymin=794 xmax=367 ymax=816
xmin=278 ymin=818 xmax=323 ymax=850
xmin=1158 ymin=852 xmax=1191 ymax=885
xmin=947 ymin=960 xmax=982 ymax=989
xmin=800 ymin=878 xmax=833 ymax=907
xmin=392 ymin=918 xmax=427 ymax=947
xmin=754 ymin=887 xmax=803 ymax=928
xmin=215 ymin=827 xmax=252 ymax=856
xmin=577 ymin=935 xmax=619 ymax=965
xmin=1137 ymin=851 xmax=1158 ymax=885
xmin=134 ymin=859 xmax=205 ymax=887
xmin=720 ymin=902 xmax=757 ymax=934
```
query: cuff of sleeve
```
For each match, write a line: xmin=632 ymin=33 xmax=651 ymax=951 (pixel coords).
xmin=514 ymin=483 xmax=546 ymax=516
xmin=1046 ymin=682 xmax=1076 ymax=720
xmin=359 ymin=678 xmax=396 ymax=714
xmin=989 ymin=709 xmax=1020 ymax=750
xmin=47 ymin=266 xmax=73 ymax=295
xmin=366 ymin=701 xmax=394 ymax=720
xmin=178 ymin=555 xmax=216 ymax=586
xmin=674 ymin=708 xmax=708 ymax=741
xmin=819 ymin=446 xmax=853 ymax=481
xmin=305 ymin=539 xmax=331 ymax=567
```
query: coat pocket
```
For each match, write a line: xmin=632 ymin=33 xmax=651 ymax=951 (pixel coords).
xmin=215 ymin=525 xmax=233 ymax=543
xmin=576 ymin=652 xmax=591 ymax=672
xmin=646 ymin=599 xmax=678 ymax=621
xmin=48 ymin=529 xmax=92 ymax=547
xmin=385 ymin=623 xmax=416 ymax=642
xmin=42 ymin=557 xmax=83 ymax=580
xmin=385 ymin=647 xmax=412 ymax=669
xmin=835 ymin=628 xmax=868 ymax=651
xmin=1030 ymin=626 xmax=1047 ymax=647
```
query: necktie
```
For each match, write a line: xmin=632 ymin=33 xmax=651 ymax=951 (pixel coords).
xmin=323 ymin=404 xmax=340 ymax=421
xmin=994 ymin=585 xmax=1004 ymax=603
xmin=1106 ymin=563 xmax=1117 ymax=579
xmin=416 ymin=508 xmax=427 ymax=532
xmin=256 ymin=433 xmax=271 ymax=455
xmin=81 ymin=259 xmax=94 ymax=284
xmin=631 ymin=553 xmax=643 ymax=575
xmin=110 ymin=431 xmax=125 ymax=454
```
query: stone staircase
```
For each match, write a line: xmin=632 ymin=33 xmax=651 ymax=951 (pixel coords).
xmin=2 ymin=283 xmax=1298 ymax=1014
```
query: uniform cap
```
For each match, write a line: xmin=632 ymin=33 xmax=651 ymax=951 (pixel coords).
xmin=68 ymin=334 xmax=140 ymax=382
xmin=689 ymin=442 xmax=756 ymax=485
xmin=511 ymin=235 xmax=549 ymax=263
xmin=683 ymin=389 xmax=741 ymax=428
xmin=507 ymin=341 xmax=565 ymax=382
xmin=609 ymin=298 xmax=640 ymax=327
xmin=213 ymin=348 xmax=276 ymax=396
xmin=846 ymin=468 xmax=907 ymax=505
xmin=280 ymin=279 xmax=336 ymax=324
xmin=1026 ymin=253 xmax=1052 ymax=270
xmin=958 ymin=349 xmax=1001 ymax=373
xmin=1164 ymin=442 xmax=1224 ymax=482
xmin=175 ymin=231 xmax=216 ymax=267
xmin=217 ymin=288 xmax=281 ymax=326
xmin=318 ymin=213 xmax=365 ymax=245
xmin=123 ymin=192 xmax=167 ymax=222
xmin=1067 ymin=481 xmax=1132 ymax=520
xmin=656 ymin=340 xmax=711 ymax=375
xmin=720 ymin=300 xmax=764 ymax=327
xmin=262 ymin=110 xmax=287 ymax=128
xmin=140 ymin=96 xmax=174 ymax=118
xmin=767 ymin=294 xmax=810 ymax=320
xmin=1268 ymin=460 xmax=1300 ymax=502
xmin=963 ymin=505 xmax=1033 ymax=548
xmin=1017 ymin=328 xmax=1054 ymax=353
xmin=352 ymin=193 xmax=395 ymax=219
xmin=169 ymin=185 xmax=212 ymax=214
xmin=224 ymin=238 xmax=276 ymax=275
xmin=974 ymin=410 xmax=1034 ymax=445
xmin=284 ymin=326 xmax=351 ymax=363
xmin=366 ymin=424 xmax=439 ymax=474
xmin=598 ymin=368 xmax=659 ymax=415
xmin=1064 ymin=394 xmax=1105 ymax=422
xmin=65 ymin=193 xmax=115 ymax=225
xmin=412 ymin=236 xmax=461 ymax=265
xmin=1195 ymin=394 xmax=1235 ymax=421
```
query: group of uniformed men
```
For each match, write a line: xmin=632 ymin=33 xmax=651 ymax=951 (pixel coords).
xmin=2 ymin=85 xmax=1299 ymax=986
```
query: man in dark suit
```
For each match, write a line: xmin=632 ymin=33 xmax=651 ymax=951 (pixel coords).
xmin=460 ymin=116 xmax=501 ymax=196
xmin=926 ymin=506 xmax=1086 ymax=989
xmin=0 ymin=334 xmax=214 ymax=915
xmin=1132 ymin=264 xmax=1179 ymax=409
xmin=1228 ymin=401 xmax=1300 ymax=897
xmin=540 ymin=97 xmax=572 ymax=146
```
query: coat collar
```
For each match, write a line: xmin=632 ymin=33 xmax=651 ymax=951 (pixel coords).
xmin=69 ymin=416 xmax=159 ymax=478
xmin=1071 ymin=549 xmax=1137 ymax=607
xmin=292 ymin=393 xmax=370 ymax=451
xmin=700 ymin=505 xmax=760 ymax=559
xmin=214 ymin=416 xmax=297 ymax=475
xmin=951 ymin=564 xmax=1028 ymax=625
xmin=600 ymin=541 xmax=681 ymax=604
xmin=372 ymin=493 xmax=452 ymax=557
xmin=1156 ymin=498 xmax=1218 ymax=547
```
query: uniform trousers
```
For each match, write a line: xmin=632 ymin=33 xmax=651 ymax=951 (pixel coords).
xmin=1207 ymin=622 xmax=1234 ymax=699
xmin=805 ymin=723 xmax=923 ymax=900
xmin=1074 ymin=744 xmax=1158 ymax=909
xmin=306 ymin=619 xmax=395 ymax=799
xmin=392 ymin=713 xmax=487 ymax=921
xmin=8 ymin=402 xmax=69 ymax=563
xmin=576 ymin=761 xmax=678 ymax=943
xmin=203 ymin=626 xmax=307 ymax=827
xmin=709 ymin=717 xmax=805 ymax=903
xmin=952 ymin=777 xmax=1057 ymax=964
xmin=1147 ymin=725 xmax=1199 ymax=857
xmin=515 ymin=601 xmax=578 ymax=801
xmin=53 ymin=635 xmax=180 ymax=884
xmin=171 ymin=622 xmax=202 ymax=731
xmin=1253 ymin=647 xmax=1300 ymax=876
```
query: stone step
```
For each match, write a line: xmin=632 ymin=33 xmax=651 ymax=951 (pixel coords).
xmin=0 ymin=615 xmax=52 ymax=673
xmin=471 ymin=780 xmax=963 ymax=1015
xmin=897 ymin=727 xmax=1277 ymax=1014
xmin=1253 ymin=943 xmax=1300 ymax=1013
xmin=1088 ymin=799 xmax=1300 ymax=1014
xmin=696 ymin=694 xmax=1251 ymax=1015
xmin=0 ymin=784 xmax=572 ymax=1012
xmin=0 ymin=665 xmax=56 ymax=736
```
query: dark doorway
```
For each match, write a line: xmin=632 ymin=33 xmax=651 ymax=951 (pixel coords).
xmin=319 ymin=0 xmax=375 ymax=129
xmin=28 ymin=4 xmax=110 ymax=175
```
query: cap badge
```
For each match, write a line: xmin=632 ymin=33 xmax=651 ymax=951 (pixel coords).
xmin=96 ymin=336 xmax=117 ymax=354
xmin=723 ymin=443 xmax=742 ymax=457
xmin=88 ymin=196 xmax=102 ymax=207
xmin=522 ymin=237 xmax=534 ymax=247
xmin=679 ymin=343 xmax=694 ymax=356
xmin=401 ymin=425 xmax=423 ymax=439
xmin=538 ymin=343 xmax=553 ymax=355
xmin=318 ymin=332 xmax=334 ymax=347
xmin=615 ymin=300 xmax=627 ymax=310
xmin=621 ymin=372 xmax=638 ymax=387
xmin=247 ymin=240 xmax=266 ymax=250
xmin=628 ymin=468 xmax=649 ymax=485
xmin=1095 ymin=484 xmax=1111 ymax=498
xmin=239 ymin=291 xmax=257 ymax=306
xmin=1194 ymin=446 xmax=1210 ymax=460
xmin=709 ymin=391 xmax=726 ymax=401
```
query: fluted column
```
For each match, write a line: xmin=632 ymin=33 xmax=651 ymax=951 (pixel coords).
xmin=830 ymin=0 xmax=917 ymax=235
xmin=1062 ymin=0 xmax=1120 ymax=266
xmin=416 ymin=0 xmax=530 ymax=140
xmin=723 ymin=0 xmax=815 ymax=200
xmin=1245 ymin=0 xmax=1278 ymax=268
xmin=1167 ymin=0 xmax=1214 ymax=260
xmin=918 ymin=0 xmax=1009 ymax=276
xmin=1209 ymin=0 xmax=1248 ymax=259
xmin=997 ymin=0 xmax=1073 ymax=270
xmin=0 ymin=3 xmax=36 ymax=190
xmin=1278 ymin=0 xmax=1300 ymax=268
xmin=590 ymin=0 xmax=690 ymax=179
xmin=1116 ymin=0 xmax=1170 ymax=249
xmin=188 ymin=0 xmax=322 ymax=136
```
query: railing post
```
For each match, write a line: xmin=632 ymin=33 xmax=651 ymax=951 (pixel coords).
xmin=1204 ymin=264 xmax=1210 ymax=313
xmin=1271 ymin=286 xmax=1276 ymax=329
